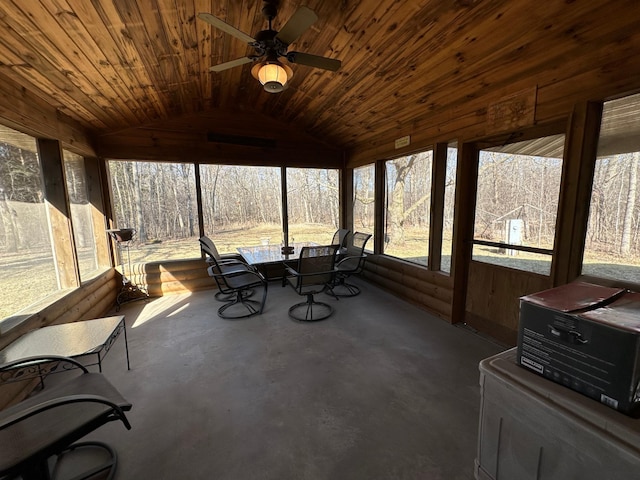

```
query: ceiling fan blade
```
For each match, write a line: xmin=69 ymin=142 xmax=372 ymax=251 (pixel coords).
xmin=286 ymin=52 xmax=341 ymax=72
xmin=275 ymin=6 xmax=318 ymax=45
xmin=209 ymin=57 xmax=254 ymax=72
xmin=198 ymin=13 xmax=255 ymax=44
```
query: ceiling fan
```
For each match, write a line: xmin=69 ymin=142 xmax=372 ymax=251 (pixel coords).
xmin=198 ymin=1 xmax=341 ymax=93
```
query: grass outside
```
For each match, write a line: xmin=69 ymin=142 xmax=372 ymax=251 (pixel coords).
xmin=2 ymin=224 xmax=639 ymax=321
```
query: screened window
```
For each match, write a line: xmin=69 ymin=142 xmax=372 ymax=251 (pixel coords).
xmin=0 ymin=126 xmax=58 ymax=321
xmin=441 ymin=143 xmax=457 ymax=274
xmin=287 ymin=168 xmax=339 ymax=245
xmin=109 ymin=161 xmax=200 ymax=262
xmin=384 ymin=150 xmax=433 ymax=265
xmin=200 ymin=165 xmax=282 ymax=252
xmin=472 ymin=134 xmax=565 ymax=275
xmin=353 ymin=165 xmax=375 ymax=250
xmin=582 ymin=93 xmax=640 ymax=283
xmin=64 ymin=151 xmax=99 ymax=281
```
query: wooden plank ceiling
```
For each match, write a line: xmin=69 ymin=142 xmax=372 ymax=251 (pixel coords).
xmin=0 ymin=0 xmax=638 ymax=153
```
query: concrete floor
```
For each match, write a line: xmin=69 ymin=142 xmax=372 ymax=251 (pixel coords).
xmin=88 ymin=278 xmax=504 ymax=480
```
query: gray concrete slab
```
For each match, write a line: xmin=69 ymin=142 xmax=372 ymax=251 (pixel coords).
xmin=90 ymin=278 xmax=505 ymax=480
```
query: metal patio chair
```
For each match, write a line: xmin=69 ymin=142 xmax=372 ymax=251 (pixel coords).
xmin=330 ymin=232 xmax=372 ymax=297
xmin=0 ymin=355 xmax=132 ymax=480
xmin=206 ymin=254 xmax=268 ymax=319
xmin=331 ymin=228 xmax=350 ymax=250
xmin=199 ymin=235 xmax=256 ymax=301
xmin=284 ymin=245 xmax=339 ymax=321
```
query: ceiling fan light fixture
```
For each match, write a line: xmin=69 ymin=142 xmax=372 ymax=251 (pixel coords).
xmin=252 ymin=61 xmax=293 ymax=93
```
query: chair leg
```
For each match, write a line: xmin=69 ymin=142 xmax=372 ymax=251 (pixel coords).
xmin=288 ymin=293 xmax=333 ymax=321
xmin=217 ymin=284 xmax=267 ymax=319
xmin=329 ymin=275 xmax=361 ymax=297
xmin=50 ymin=441 xmax=118 ymax=480
xmin=214 ymin=289 xmax=254 ymax=302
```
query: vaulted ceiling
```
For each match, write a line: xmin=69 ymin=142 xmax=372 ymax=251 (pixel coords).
xmin=0 ymin=0 xmax=638 ymax=156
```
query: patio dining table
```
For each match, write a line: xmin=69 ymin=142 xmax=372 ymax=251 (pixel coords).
xmin=237 ymin=242 xmax=317 ymax=280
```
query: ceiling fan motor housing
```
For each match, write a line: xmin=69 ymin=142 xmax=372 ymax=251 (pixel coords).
xmin=261 ymin=2 xmax=278 ymax=21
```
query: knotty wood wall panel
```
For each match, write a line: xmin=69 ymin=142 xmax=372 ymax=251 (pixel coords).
xmin=0 ymin=0 xmax=638 ymax=151
xmin=346 ymin=3 xmax=640 ymax=163
xmin=67 ymin=0 xmax=167 ymax=122
xmin=95 ymin=109 xmax=343 ymax=166
xmin=465 ymin=262 xmax=551 ymax=345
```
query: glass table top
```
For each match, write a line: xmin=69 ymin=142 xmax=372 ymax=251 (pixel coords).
xmin=237 ymin=242 xmax=317 ymax=265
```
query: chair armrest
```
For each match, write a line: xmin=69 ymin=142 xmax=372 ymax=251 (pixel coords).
xmin=0 ymin=393 xmax=132 ymax=430
xmin=207 ymin=265 xmax=265 ymax=282
xmin=284 ymin=268 xmax=337 ymax=279
xmin=335 ymin=255 xmax=365 ymax=270
xmin=208 ymin=258 xmax=258 ymax=272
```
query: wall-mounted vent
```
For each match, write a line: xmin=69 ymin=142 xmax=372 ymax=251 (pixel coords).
xmin=207 ymin=132 xmax=276 ymax=148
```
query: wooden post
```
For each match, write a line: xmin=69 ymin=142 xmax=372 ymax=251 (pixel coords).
xmin=450 ymin=141 xmax=479 ymax=324
xmin=38 ymin=138 xmax=79 ymax=289
xmin=98 ymin=158 xmax=118 ymax=268
xmin=429 ymin=143 xmax=448 ymax=271
xmin=343 ymin=166 xmax=354 ymax=233
xmin=551 ymin=102 xmax=602 ymax=285
xmin=194 ymin=162 xmax=205 ymax=254
xmin=281 ymin=166 xmax=288 ymax=246
xmin=84 ymin=157 xmax=111 ymax=269
xmin=374 ymin=159 xmax=386 ymax=254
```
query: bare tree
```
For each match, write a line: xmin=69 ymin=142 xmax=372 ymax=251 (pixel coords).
xmin=620 ymin=153 xmax=638 ymax=256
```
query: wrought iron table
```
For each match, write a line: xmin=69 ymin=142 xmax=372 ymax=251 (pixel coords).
xmin=0 ymin=315 xmax=130 ymax=374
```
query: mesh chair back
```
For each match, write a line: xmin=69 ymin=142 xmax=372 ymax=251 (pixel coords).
xmin=338 ymin=232 xmax=372 ymax=272
xmin=199 ymin=235 xmax=221 ymax=260
xmin=331 ymin=229 xmax=350 ymax=248
xmin=297 ymin=245 xmax=338 ymax=286
xmin=346 ymin=232 xmax=372 ymax=257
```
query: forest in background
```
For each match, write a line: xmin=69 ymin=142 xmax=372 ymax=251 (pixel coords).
xmin=0 ymin=142 xmax=636 ymax=263
xmin=1 ymin=139 xmax=640 ymax=319
xmin=108 ymin=162 xmax=340 ymax=248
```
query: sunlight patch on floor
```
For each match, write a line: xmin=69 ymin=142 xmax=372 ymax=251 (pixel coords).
xmin=131 ymin=293 xmax=192 ymax=328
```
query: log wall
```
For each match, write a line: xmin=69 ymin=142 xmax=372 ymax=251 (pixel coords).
xmin=129 ymin=258 xmax=216 ymax=297
xmin=362 ymin=255 xmax=453 ymax=321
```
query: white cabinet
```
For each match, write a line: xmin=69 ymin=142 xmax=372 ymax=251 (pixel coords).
xmin=476 ymin=348 xmax=640 ymax=480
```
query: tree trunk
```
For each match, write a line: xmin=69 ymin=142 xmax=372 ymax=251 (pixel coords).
xmin=0 ymin=189 xmax=18 ymax=252
xmin=386 ymin=156 xmax=416 ymax=245
xmin=133 ymin=162 xmax=146 ymax=242
xmin=620 ymin=153 xmax=638 ymax=256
